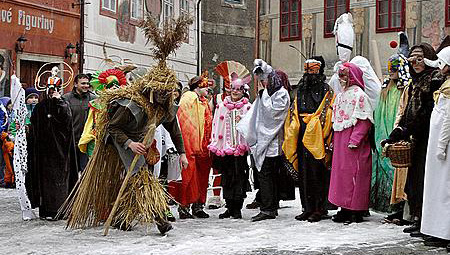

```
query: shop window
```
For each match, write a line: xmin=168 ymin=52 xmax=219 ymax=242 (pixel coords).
xmin=376 ymin=0 xmax=405 ymax=33
xmin=280 ymin=0 xmax=301 ymax=42
xmin=324 ymin=0 xmax=349 ymax=38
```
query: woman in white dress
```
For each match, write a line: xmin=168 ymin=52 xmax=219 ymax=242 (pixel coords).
xmin=421 ymin=46 xmax=450 ymax=249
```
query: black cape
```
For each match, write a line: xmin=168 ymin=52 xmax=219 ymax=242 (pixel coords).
xmin=27 ymin=97 xmax=78 ymax=218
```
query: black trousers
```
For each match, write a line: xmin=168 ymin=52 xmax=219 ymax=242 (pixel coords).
xmin=298 ymin=151 xmax=330 ymax=213
xmin=258 ymin=156 xmax=281 ymax=216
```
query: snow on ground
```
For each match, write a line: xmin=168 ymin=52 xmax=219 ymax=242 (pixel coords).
xmin=0 ymin=188 xmax=447 ymax=255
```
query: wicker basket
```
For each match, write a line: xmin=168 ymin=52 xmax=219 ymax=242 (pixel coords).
xmin=385 ymin=141 xmax=413 ymax=168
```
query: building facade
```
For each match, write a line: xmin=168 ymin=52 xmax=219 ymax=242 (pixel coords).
xmin=201 ymin=0 xmax=256 ymax=90
xmin=0 ymin=0 xmax=81 ymax=95
xmin=83 ymin=0 xmax=197 ymax=85
xmin=260 ymin=0 xmax=450 ymax=84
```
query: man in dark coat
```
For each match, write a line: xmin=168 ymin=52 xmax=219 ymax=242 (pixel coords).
xmin=384 ymin=43 xmax=444 ymax=236
xmin=28 ymin=75 xmax=78 ymax=220
xmin=63 ymin=74 xmax=97 ymax=172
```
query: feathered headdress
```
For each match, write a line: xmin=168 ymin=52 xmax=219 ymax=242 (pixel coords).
xmin=215 ymin=61 xmax=250 ymax=90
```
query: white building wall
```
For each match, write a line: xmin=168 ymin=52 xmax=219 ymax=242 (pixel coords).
xmin=84 ymin=0 xmax=197 ymax=84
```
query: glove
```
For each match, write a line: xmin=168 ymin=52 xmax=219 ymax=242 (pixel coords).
xmin=388 ymin=127 xmax=404 ymax=142
xmin=437 ymin=148 xmax=447 ymax=161
xmin=380 ymin=139 xmax=392 ymax=147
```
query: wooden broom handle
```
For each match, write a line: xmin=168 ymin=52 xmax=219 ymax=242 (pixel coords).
xmin=103 ymin=123 xmax=157 ymax=236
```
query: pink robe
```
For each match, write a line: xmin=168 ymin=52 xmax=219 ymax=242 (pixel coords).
xmin=328 ymin=119 xmax=372 ymax=211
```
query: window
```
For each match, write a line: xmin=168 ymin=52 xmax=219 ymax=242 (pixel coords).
xmin=280 ymin=0 xmax=301 ymax=41
xmin=260 ymin=0 xmax=267 ymax=15
xmin=224 ymin=0 xmax=242 ymax=4
xmin=100 ymin=0 xmax=118 ymax=19
xmin=102 ymin=0 xmax=117 ymax=12
xmin=131 ymin=0 xmax=144 ymax=20
xmin=324 ymin=0 xmax=349 ymax=38
xmin=446 ymin=0 xmax=450 ymax=27
xmin=163 ymin=0 xmax=174 ymax=22
xmin=180 ymin=0 xmax=190 ymax=43
xmin=376 ymin=0 xmax=405 ymax=33
xmin=180 ymin=0 xmax=189 ymax=16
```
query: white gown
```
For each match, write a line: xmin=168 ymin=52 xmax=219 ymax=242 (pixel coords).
xmin=421 ymin=94 xmax=450 ymax=240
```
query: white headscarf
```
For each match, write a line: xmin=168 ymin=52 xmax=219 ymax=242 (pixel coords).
xmin=350 ymin=56 xmax=382 ymax=109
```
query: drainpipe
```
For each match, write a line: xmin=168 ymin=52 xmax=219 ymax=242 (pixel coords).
xmin=196 ymin=0 xmax=202 ymax=75
xmin=255 ymin=0 xmax=260 ymax=59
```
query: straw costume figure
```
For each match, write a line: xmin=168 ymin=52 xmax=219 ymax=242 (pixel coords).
xmin=61 ymin=15 xmax=192 ymax=235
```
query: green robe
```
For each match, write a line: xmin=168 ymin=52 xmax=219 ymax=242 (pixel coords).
xmin=371 ymin=80 xmax=403 ymax=212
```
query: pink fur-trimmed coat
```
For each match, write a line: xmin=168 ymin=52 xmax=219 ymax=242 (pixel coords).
xmin=208 ymin=96 xmax=251 ymax=156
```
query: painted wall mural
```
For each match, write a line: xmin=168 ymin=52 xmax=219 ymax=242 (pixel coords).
xmin=116 ymin=0 xmax=136 ymax=43
xmin=146 ymin=0 xmax=162 ymax=21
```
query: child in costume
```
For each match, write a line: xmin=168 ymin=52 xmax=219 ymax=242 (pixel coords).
xmin=208 ymin=72 xmax=252 ymax=219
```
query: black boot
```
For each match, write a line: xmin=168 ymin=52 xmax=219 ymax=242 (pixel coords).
xmin=156 ymin=221 xmax=173 ymax=235
xmin=424 ymin=237 xmax=449 ymax=247
xmin=332 ymin=209 xmax=351 ymax=223
xmin=251 ymin=212 xmax=275 ymax=222
xmin=231 ymin=199 xmax=243 ymax=219
xmin=219 ymin=210 xmax=232 ymax=219
xmin=295 ymin=211 xmax=312 ymax=221
xmin=246 ymin=200 xmax=260 ymax=209
xmin=307 ymin=212 xmax=323 ymax=223
xmin=178 ymin=206 xmax=194 ymax=219
xmin=192 ymin=203 xmax=210 ymax=218
xmin=403 ymin=222 xmax=420 ymax=233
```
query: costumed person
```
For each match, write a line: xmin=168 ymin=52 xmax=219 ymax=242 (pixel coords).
xmin=284 ymin=56 xmax=335 ymax=222
xmin=62 ymin=15 xmax=190 ymax=235
xmin=174 ymin=71 xmax=213 ymax=219
xmin=329 ymin=62 xmax=374 ymax=224
xmin=371 ymin=34 xmax=412 ymax=215
xmin=207 ymin=61 xmax=251 ymax=210
xmin=28 ymin=63 xmax=78 ymax=220
xmin=329 ymin=13 xmax=354 ymax=94
xmin=63 ymin=73 xmax=97 ymax=172
xmin=382 ymin=43 xmax=444 ymax=236
xmin=9 ymin=75 xmax=36 ymax=220
xmin=208 ymin=72 xmax=252 ymax=219
xmin=0 ymin=96 xmax=14 ymax=188
xmin=78 ymin=68 xmax=129 ymax=157
xmin=419 ymin=46 xmax=450 ymax=248
xmin=237 ymin=59 xmax=290 ymax=222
